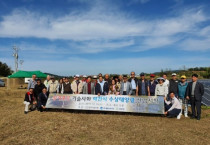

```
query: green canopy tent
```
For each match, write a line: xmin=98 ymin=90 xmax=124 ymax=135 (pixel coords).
xmin=8 ymin=70 xmax=47 ymax=78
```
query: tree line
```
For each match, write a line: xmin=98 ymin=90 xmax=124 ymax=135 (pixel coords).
xmin=0 ymin=61 xmax=13 ymax=77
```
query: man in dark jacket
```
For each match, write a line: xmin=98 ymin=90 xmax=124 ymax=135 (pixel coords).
xmin=186 ymin=74 xmax=204 ymax=120
xmin=38 ymin=87 xmax=48 ymax=112
xmin=34 ymin=79 xmax=45 ymax=101
xmin=95 ymin=76 xmax=109 ymax=95
xmin=104 ymin=74 xmax=112 ymax=86
xmin=128 ymin=71 xmax=138 ymax=95
xmin=136 ymin=72 xmax=149 ymax=96
xmin=148 ymin=74 xmax=157 ymax=96
xmin=169 ymin=73 xmax=179 ymax=97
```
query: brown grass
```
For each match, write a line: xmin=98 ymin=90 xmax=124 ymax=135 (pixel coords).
xmin=0 ymin=87 xmax=210 ymax=145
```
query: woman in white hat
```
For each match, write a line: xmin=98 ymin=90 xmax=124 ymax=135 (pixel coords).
xmin=155 ymin=77 xmax=168 ymax=97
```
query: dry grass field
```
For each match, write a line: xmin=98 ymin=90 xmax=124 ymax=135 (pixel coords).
xmin=0 ymin=87 xmax=210 ymax=145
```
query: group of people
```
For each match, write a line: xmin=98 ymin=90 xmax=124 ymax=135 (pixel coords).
xmin=23 ymin=72 xmax=205 ymax=120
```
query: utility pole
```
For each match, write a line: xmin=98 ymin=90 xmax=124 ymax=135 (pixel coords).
xmin=12 ymin=45 xmax=19 ymax=72
xmin=19 ymin=60 xmax=24 ymax=70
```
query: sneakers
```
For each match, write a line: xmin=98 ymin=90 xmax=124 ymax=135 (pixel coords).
xmin=177 ymin=113 xmax=181 ymax=119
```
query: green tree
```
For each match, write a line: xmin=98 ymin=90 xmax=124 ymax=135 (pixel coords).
xmin=0 ymin=61 xmax=13 ymax=77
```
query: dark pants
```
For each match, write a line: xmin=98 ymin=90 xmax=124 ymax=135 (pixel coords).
xmin=123 ymin=91 xmax=127 ymax=95
xmin=131 ymin=90 xmax=136 ymax=95
xmin=39 ymin=106 xmax=47 ymax=112
xmin=150 ymin=93 xmax=155 ymax=96
xmin=165 ymin=104 xmax=181 ymax=117
xmin=190 ymin=97 xmax=201 ymax=118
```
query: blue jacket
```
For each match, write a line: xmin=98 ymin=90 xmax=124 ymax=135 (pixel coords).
xmin=178 ymin=81 xmax=188 ymax=99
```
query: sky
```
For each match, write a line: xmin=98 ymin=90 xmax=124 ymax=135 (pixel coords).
xmin=0 ymin=0 xmax=210 ymax=76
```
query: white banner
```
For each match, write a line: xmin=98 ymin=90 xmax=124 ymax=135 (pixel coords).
xmin=46 ymin=94 xmax=165 ymax=114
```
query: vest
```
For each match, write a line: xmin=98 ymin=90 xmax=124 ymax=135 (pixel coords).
xmin=63 ymin=83 xmax=72 ymax=94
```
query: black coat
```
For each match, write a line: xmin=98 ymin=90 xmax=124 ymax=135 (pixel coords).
xmin=34 ymin=83 xmax=45 ymax=98
xmin=95 ymin=82 xmax=109 ymax=95
xmin=186 ymin=81 xmax=204 ymax=101
xmin=24 ymin=92 xmax=35 ymax=103
xmin=38 ymin=93 xmax=48 ymax=107
xmin=169 ymin=79 xmax=179 ymax=94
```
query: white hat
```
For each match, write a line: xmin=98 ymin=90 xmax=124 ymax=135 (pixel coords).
xmin=83 ymin=75 xmax=87 ymax=78
xmin=93 ymin=75 xmax=98 ymax=79
xmin=172 ymin=73 xmax=177 ymax=76
xmin=75 ymin=74 xmax=80 ymax=77
xmin=157 ymin=77 xmax=165 ymax=82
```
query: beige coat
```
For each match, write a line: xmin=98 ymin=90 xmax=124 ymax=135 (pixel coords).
xmin=71 ymin=80 xmax=83 ymax=94
xmin=48 ymin=80 xmax=59 ymax=93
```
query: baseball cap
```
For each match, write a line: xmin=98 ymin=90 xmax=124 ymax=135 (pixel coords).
xmin=172 ymin=73 xmax=177 ymax=76
xmin=75 ymin=74 xmax=80 ymax=77
xmin=150 ymin=74 xmax=155 ymax=77
xmin=181 ymin=75 xmax=186 ymax=79
xmin=83 ymin=75 xmax=87 ymax=78
xmin=140 ymin=72 xmax=145 ymax=76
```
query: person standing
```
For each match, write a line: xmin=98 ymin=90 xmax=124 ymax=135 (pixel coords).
xmin=97 ymin=73 xmax=103 ymax=82
xmin=128 ymin=71 xmax=138 ymax=95
xmin=71 ymin=74 xmax=83 ymax=94
xmin=44 ymin=75 xmax=51 ymax=89
xmin=169 ymin=73 xmax=179 ymax=97
xmin=118 ymin=75 xmax=123 ymax=84
xmin=57 ymin=78 xmax=63 ymax=93
xmin=109 ymin=79 xmax=120 ymax=95
xmin=178 ymin=75 xmax=189 ymax=117
xmin=164 ymin=92 xmax=182 ymax=119
xmin=27 ymin=74 xmax=37 ymax=90
xmin=155 ymin=77 xmax=168 ymax=97
xmin=120 ymin=75 xmax=132 ymax=95
xmin=148 ymin=74 xmax=157 ymax=96
xmin=163 ymin=73 xmax=169 ymax=89
xmin=136 ymin=72 xmax=149 ymax=96
xmin=34 ymin=79 xmax=45 ymax=101
xmin=61 ymin=77 xmax=72 ymax=94
xmin=83 ymin=76 xmax=95 ymax=94
xmin=82 ymin=75 xmax=87 ymax=86
xmin=48 ymin=76 xmax=59 ymax=94
xmin=113 ymin=75 xmax=121 ymax=90
xmin=186 ymin=74 xmax=204 ymax=120
xmin=104 ymin=74 xmax=112 ymax=86
xmin=95 ymin=76 xmax=109 ymax=95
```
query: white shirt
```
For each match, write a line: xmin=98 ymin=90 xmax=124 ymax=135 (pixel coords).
xmin=131 ymin=79 xmax=136 ymax=90
xmin=98 ymin=81 xmax=105 ymax=93
xmin=123 ymin=82 xmax=127 ymax=91
xmin=165 ymin=97 xmax=182 ymax=112
xmin=164 ymin=79 xmax=169 ymax=88
xmin=155 ymin=83 xmax=168 ymax=97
